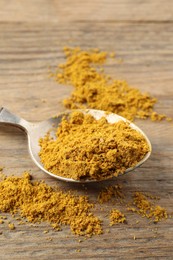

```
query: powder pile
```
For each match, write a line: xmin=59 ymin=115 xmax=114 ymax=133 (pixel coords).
xmin=109 ymin=209 xmax=126 ymax=225
xmin=0 ymin=173 xmax=169 ymax=237
xmin=51 ymin=47 xmax=168 ymax=121
xmin=130 ymin=191 xmax=168 ymax=223
xmin=39 ymin=111 xmax=150 ymax=181
xmin=0 ymin=173 xmax=102 ymax=236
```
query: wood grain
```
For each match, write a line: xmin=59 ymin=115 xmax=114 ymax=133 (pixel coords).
xmin=0 ymin=0 xmax=173 ymax=22
xmin=0 ymin=1 xmax=173 ymax=259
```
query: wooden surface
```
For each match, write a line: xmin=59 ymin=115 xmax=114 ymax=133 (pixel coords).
xmin=0 ymin=1 xmax=173 ymax=259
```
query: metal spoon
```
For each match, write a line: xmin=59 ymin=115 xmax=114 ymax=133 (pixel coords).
xmin=0 ymin=107 xmax=151 ymax=183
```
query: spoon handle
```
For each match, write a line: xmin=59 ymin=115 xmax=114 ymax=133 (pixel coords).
xmin=0 ymin=107 xmax=29 ymax=132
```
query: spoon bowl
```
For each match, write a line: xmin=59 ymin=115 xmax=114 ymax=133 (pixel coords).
xmin=0 ymin=107 xmax=152 ymax=183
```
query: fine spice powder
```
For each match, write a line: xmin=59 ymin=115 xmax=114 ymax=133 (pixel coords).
xmin=109 ymin=209 xmax=126 ymax=226
xmin=0 ymin=47 xmax=171 ymax=239
xmin=39 ymin=111 xmax=150 ymax=180
xmin=98 ymin=185 xmax=168 ymax=224
xmin=50 ymin=47 xmax=171 ymax=122
xmin=0 ymin=173 xmax=168 ymax=237
xmin=0 ymin=173 xmax=102 ymax=236
xmin=128 ymin=191 xmax=168 ymax=223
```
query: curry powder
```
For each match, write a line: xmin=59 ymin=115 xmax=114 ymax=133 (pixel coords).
xmin=51 ymin=47 xmax=169 ymax=121
xmin=132 ymin=191 xmax=168 ymax=222
xmin=39 ymin=111 xmax=150 ymax=180
xmin=98 ymin=185 xmax=168 ymax=223
xmin=0 ymin=173 xmax=102 ymax=236
xmin=109 ymin=209 xmax=126 ymax=225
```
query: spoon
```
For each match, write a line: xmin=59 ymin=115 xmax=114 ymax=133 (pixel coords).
xmin=0 ymin=107 xmax=151 ymax=183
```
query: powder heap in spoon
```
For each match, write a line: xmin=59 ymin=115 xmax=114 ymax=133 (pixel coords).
xmin=39 ymin=111 xmax=150 ymax=181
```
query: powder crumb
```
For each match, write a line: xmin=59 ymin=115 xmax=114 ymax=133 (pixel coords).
xmin=127 ymin=207 xmax=138 ymax=213
xmin=0 ymin=216 xmax=6 ymax=220
xmin=15 ymin=217 xmax=21 ymax=221
xmin=144 ymin=193 xmax=160 ymax=201
xmin=150 ymin=112 xmax=166 ymax=121
xmin=46 ymin=237 xmax=53 ymax=241
xmin=8 ymin=223 xmax=15 ymax=230
xmin=76 ymin=249 xmax=81 ymax=253
xmin=0 ymin=220 xmax=4 ymax=224
xmin=19 ymin=221 xmax=25 ymax=225
xmin=98 ymin=185 xmax=124 ymax=203
xmin=43 ymin=230 xmax=49 ymax=234
xmin=52 ymin=223 xmax=61 ymax=230
xmin=166 ymin=117 xmax=172 ymax=122
xmin=110 ymin=209 xmax=126 ymax=226
xmin=133 ymin=235 xmax=136 ymax=240
xmin=109 ymin=52 xmax=116 ymax=58
xmin=152 ymin=206 xmax=168 ymax=223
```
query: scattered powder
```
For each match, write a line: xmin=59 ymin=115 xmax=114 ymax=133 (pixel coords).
xmin=0 ymin=172 xmax=168 ymax=237
xmin=132 ymin=192 xmax=168 ymax=222
xmin=51 ymin=47 xmax=170 ymax=121
xmin=0 ymin=173 xmax=102 ymax=236
xmin=109 ymin=209 xmax=126 ymax=225
xmin=143 ymin=192 xmax=160 ymax=201
xmin=46 ymin=237 xmax=53 ymax=241
xmin=51 ymin=223 xmax=61 ymax=231
xmin=98 ymin=185 xmax=168 ymax=223
xmin=19 ymin=221 xmax=25 ymax=225
xmin=8 ymin=223 xmax=15 ymax=230
xmin=98 ymin=185 xmax=124 ymax=203
xmin=39 ymin=111 xmax=150 ymax=181
xmin=0 ymin=47 xmax=171 ymax=240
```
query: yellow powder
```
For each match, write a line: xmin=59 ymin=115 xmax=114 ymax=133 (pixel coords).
xmin=0 ymin=173 xmax=169 ymax=236
xmin=132 ymin=192 xmax=168 ymax=222
xmin=8 ymin=223 xmax=15 ymax=230
xmin=0 ymin=173 xmax=102 ymax=236
xmin=98 ymin=185 xmax=168 ymax=223
xmin=109 ymin=209 xmax=126 ymax=225
xmin=98 ymin=185 xmax=124 ymax=203
xmin=39 ymin=111 xmax=150 ymax=181
xmin=51 ymin=47 xmax=169 ymax=121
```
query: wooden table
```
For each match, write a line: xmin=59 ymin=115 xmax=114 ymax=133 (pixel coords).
xmin=0 ymin=1 xmax=173 ymax=259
